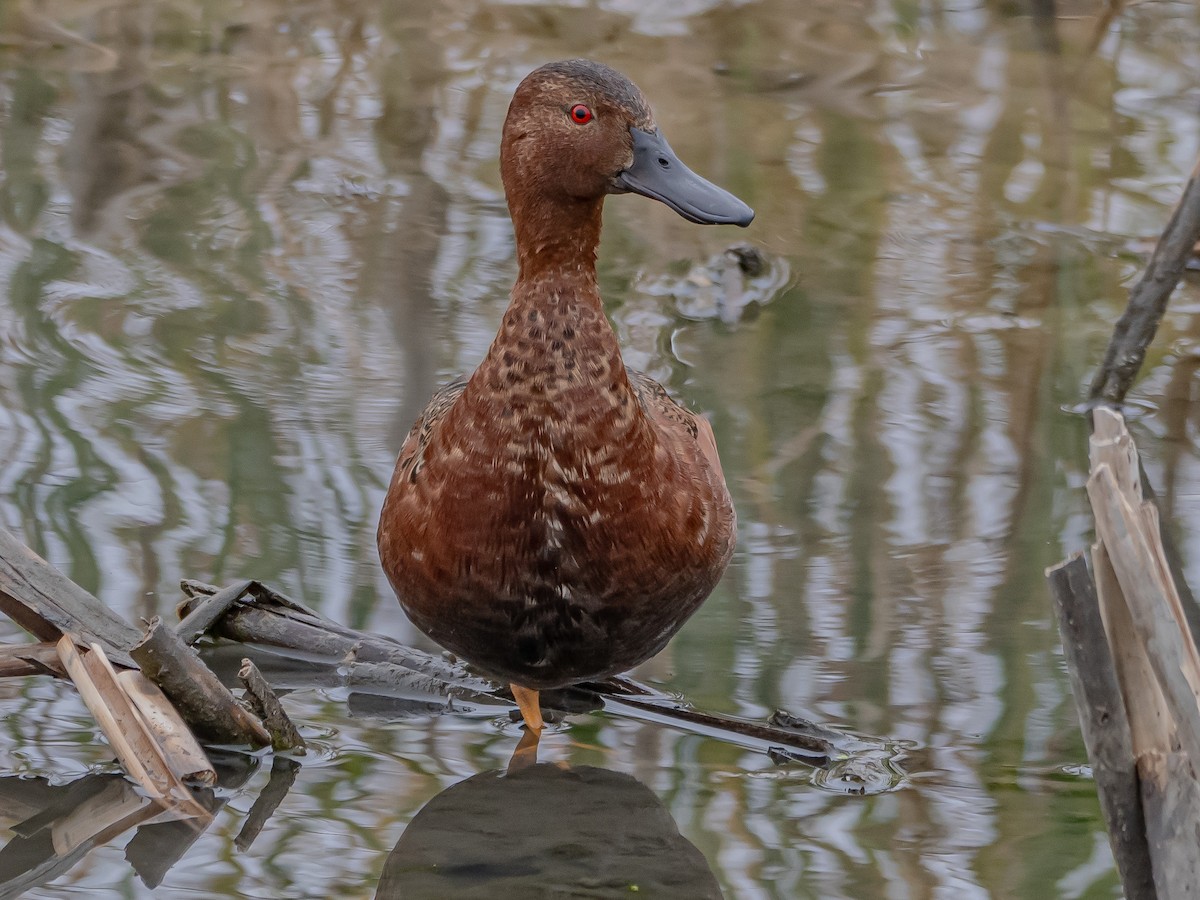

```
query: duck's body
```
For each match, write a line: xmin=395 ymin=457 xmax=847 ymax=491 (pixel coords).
xmin=378 ymin=59 xmax=752 ymax=728
xmin=379 ymin=270 xmax=733 ymax=691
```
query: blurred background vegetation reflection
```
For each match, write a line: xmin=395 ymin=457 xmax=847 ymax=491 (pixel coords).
xmin=1 ymin=0 xmax=1200 ymax=897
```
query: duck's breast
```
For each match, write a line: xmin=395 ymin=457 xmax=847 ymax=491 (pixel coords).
xmin=378 ymin=370 xmax=734 ymax=687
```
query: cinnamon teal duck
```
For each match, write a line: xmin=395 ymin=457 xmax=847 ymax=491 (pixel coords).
xmin=378 ymin=59 xmax=753 ymax=735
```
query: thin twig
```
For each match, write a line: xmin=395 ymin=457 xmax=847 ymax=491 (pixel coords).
xmin=1090 ymin=155 xmax=1200 ymax=405
xmin=237 ymin=659 xmax=306 ymax=754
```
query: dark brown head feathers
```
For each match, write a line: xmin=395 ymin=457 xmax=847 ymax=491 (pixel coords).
xmin=521 ymin=59 xmax=654 ymax=126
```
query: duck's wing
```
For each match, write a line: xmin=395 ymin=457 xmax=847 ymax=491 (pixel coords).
xmin=627 ymin=370 xmax=725 ymax=481
xmin=392 ymin=378 xmax=469 ymax=485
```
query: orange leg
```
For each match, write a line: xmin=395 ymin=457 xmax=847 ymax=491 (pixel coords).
xmin=507 ymin=726 xmax=541 ymax=772
xmin=510 ymin=683 xmax=544 ymax=732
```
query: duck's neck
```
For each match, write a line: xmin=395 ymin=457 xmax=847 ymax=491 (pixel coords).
xmin=511 ymin=195 xmax=604 ymax=282
xmin=469 ymin=195 xmax=640 ymax=424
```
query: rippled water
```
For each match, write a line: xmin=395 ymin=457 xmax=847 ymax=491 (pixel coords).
xmin=2 ymin=1 xmax=1200 ymax=897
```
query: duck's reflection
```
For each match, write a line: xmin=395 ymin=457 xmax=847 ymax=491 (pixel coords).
xmin=375 ymin=762 xmax=721 ymax=899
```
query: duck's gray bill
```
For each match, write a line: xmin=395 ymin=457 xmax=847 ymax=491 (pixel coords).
xmin=616 ymin=127 xmax=754 ymax=227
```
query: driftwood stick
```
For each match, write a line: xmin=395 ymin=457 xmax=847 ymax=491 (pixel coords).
xmin=177 ymin=587 xmax=493 ymax=694
xmin=175 ymin=580 xmax=253 ymax=645
xmin=603 ymin=695 xmax=834 ymax=763
xmin=341 ymin=653 xmax=504 ymax=706
xmin=180 ymin=585 xmax=869 ymax=765
xmin=212 ymin=641 xmax=849 ymax=764
xmin=114 ymin=670 xmax=216 ymax=786
xmin=237 ymin=659 xmax=306 ymax=754
xmin=182 ymin=578 xmax=335 ymax=623
xmin=200 ymin=643 xmax=349 ymax=693
xmin=184 ymin=582 xmax=842 ymax=756
xmin=130 ymin=617 xmax=271 ymax=748
xmin=1046 ymin=553 xmax=1155 ymax=899
xmin=234 ymin=757 xmax=300 ymax=853
xmin=0 ymin=642 xmax=66 ymax=678
xmin=1090 ymin=154 xmax=1200 ymax=405
xmin=0 ymin=527 xmax=140 ymax=666
xmin=1140 ymin=750 xmax=1200 ymax=898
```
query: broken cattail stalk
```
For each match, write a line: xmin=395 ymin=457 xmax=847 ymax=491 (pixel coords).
xmin=55 ymin=638 xmax=209 ymax=820
xmin=131 ymin=617 xmax=271 ymax=748
xmin=1088 ymin=471 xmax=1200 ymax=764
xmin=1075 ymin=408 xmax=1200 ymax=898
xmin=114 ymin=670 xmax=216 ymax=786
xmin=57 ymin=638 xmax=161 ymax=796
xmin=237 ymin=659 xmax=306 ymax=754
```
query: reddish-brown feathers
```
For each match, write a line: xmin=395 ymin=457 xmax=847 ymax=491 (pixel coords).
xmin=377 ymin=60 xmax=735 ymax=690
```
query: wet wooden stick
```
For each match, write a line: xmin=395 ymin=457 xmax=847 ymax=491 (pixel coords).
xmin=0 ymin=527 xmax=140 ymax=666
xmin=237 ymin=659 xmax=306 ymax=753
xmin=177 ymin=584 xmax=492 ymax=692
xmin=131 ymin=617 xmax=271 ymax=748
xmin=1046 ymin=553 xmax=1155 ymax=900
xmin=0 ymin=642 xmax=66 ymax=678
xmin=1090 ymin=154 xmax=1200 ymax=405
xmin=180 ymin=581 xmax=866 ymax=766
xmin=602 ymin=696 xmax=834 ymax=764
xmin=175 ymin=579 xmax=254 ymax=645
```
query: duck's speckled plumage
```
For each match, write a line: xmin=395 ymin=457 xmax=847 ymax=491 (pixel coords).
xmin=377 ymin=59 xmax=749 ymax=697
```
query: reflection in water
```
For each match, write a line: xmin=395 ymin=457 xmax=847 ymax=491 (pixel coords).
xmin=0 ymin=774 xmax=146 ymax=898
xmin=376 ymin=763 xmax=721 ymax=900
xmin=0 ymin=750 xmax=257 ymax=897
xmin=1 ymin=0 xmax=1200 ymax=897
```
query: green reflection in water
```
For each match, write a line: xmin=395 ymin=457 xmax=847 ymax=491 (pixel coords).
xmin=1 ymin=1 xmax=1198 ymax=897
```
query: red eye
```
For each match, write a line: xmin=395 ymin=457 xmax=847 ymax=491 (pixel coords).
xmin=569 ymin=104 xmax=593 ymax=124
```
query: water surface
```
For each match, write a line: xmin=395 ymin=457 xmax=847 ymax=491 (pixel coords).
xmin=2 ymin=1 xmax=1200 ymax=897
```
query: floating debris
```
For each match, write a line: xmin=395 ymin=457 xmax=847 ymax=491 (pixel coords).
xmin=634 ymin=243 xmax=790 ymax=325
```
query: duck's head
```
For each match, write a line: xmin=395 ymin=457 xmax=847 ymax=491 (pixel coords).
xmin=500 ymin=59 xmax=754 ymax=228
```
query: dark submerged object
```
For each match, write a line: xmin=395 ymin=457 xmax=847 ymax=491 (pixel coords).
xmin=374 ymin=764 xmax=721 ymax=899
xmin=377 ymin=59 xmax=753 ymax=731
